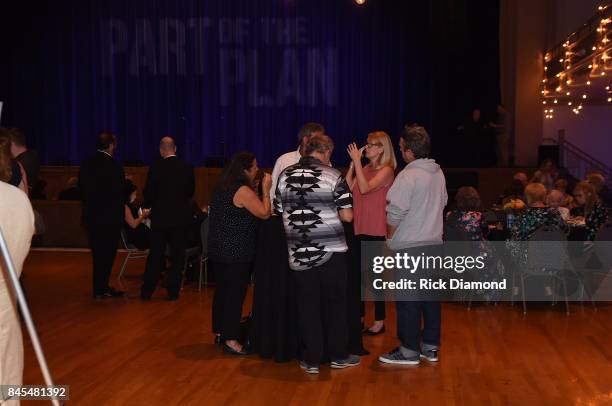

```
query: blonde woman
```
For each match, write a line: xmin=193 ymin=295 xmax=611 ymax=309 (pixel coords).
xmin=346 ymin=131 xmax=396 ymax=337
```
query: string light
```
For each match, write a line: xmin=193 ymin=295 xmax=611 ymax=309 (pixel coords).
xmin=540 ymin=5 xmax=612 ymax=119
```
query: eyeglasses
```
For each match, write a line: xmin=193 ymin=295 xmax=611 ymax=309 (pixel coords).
xmin=366 ymin=143 xmax=383 ymax=148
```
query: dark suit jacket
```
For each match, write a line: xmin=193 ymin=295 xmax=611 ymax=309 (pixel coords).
xmin=78 ymin=151 xmax=125 ymax=229
xmin=143 ymin=156 xmax=195 ymax=229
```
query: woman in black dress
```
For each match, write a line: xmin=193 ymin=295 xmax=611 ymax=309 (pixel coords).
xmin=123 ymin=180 xmax=150 ymax=250
xmin=208 ymin=152 xmax=271 ymax=355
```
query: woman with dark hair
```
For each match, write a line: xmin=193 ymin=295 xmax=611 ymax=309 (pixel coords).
xmin=123 ymin=180 xmax=150 ymax=250
xmin=208 ymin=152 xmax=271 ymax=355
xmin=571 ymin=181 xmax=608 ymax=241
xmin=445 ymin=186 xmax=488 ymax=241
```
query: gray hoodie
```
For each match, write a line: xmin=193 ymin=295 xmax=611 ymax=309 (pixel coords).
xmin=386 ymin=158 xmax=447 ymax=250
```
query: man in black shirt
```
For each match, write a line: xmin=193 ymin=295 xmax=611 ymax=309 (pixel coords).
xmin=78 ymin=132 xmax=125 ymax=299
xmin=141 ymin=136 xmax=195 ymax=300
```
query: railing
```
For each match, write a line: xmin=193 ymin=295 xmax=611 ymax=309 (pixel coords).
xmin=546 ymin=132 xmax=612 ymax=188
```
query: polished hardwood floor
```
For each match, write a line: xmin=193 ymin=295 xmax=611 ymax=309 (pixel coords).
xmin=17 ymin=251 xmax=612 ymax=405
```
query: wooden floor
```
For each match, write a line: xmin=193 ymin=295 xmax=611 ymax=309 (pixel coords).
xmin=17 ymin=251 xmax=612 ymax=405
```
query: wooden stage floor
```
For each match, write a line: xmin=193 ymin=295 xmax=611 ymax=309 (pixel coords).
xmin=17 ymin=251 xmax=612 ymax=405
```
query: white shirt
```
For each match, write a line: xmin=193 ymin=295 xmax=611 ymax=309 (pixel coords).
xmin=270 ymin=148 xmax=302 ymax=204
xmin=0 ymin=182 xmax=35 ymax=390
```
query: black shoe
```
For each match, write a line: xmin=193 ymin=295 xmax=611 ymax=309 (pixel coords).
xmin=362 ymin=325 xmax=386 ymax=336
xmin=223 ymin=343 xmax=249 ymax=356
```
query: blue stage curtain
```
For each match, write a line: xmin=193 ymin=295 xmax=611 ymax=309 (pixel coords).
xmin=0 ymin=0 xmax=500 ymax=167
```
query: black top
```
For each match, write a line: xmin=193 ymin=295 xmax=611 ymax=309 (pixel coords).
xmin=208 ymin=184 xmax=259 ymax=263
xmin=78 ymin=151 xmax=125 ymax=228
xmin=143 ymin=156 xmax=195 ymax=229
xmin=16 ymin=150 xmax=40 ymax=192
xmin=8 ymin=160 xmax=22 ymax=188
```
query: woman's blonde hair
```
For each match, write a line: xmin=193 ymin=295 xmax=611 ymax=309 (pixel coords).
xmin=574 ymin=181 xmax=599 ymax=217
xmin=524 ymin=182 xmax=547 ymax=205
xmin=367 ymin=131 xmax=397 ymax=170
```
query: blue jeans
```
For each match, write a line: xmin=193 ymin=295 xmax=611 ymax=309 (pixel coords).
xmin=394 ymin=244 xmax=442 ymax=352
xmin=396 ymin=301 xmax=441 ymax=352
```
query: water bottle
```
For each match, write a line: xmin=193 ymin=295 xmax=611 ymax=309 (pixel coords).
xmin=506 ymin=212 xmax=514 ymax=229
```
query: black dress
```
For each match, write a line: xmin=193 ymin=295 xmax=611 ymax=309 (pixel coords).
xmin=124 ymin=204 xmax=150 ymax=250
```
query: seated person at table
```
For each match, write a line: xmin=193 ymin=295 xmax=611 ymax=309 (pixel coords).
xmin=554 ymin=178 xmax=574 ymax=208
xmin=123 ymin=180 xmax=150 ymax=250
xmin=570 ymin=181 xmax=608 ymax=241
xmin=510 ymin=183 xmax=568 ymax=241
xmin=498 ymin=172 xmax=528 ymax=204
xmin=445 ymin=186 xmax=488 ymax=241
xmin=58 ymin=176 xmax=81 ymax=200
xmin=507 ymin=183 xmax=568 ymax=297
xmin=208 ymin=152 xmax=271 ymax=355
xmin=546 ymin=189 xmax=570 ymax=221
xmin=530 ymin=159 xmax=558 ymax=190
xmin=586 ymin=172 xmax=612 ymax=208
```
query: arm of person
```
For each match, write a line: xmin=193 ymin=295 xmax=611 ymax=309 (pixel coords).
xmin=386 ymin=223 xmax=398 ymax=240
xmin=339 ymin=208 xmax=353 ymax=222
xmin=124 ymin=205 xmax=143 ymax=229
xmin=234 ymin=174 xmax=272 ymax=220
xmin=386 ymin=174 xmax=412 ymax=239
xmin=17 ymin=161 xmax=28 ymax=195
xmin=345 ymin=162 xmax=356 ymax=191
xmin=269 ymin=157 xmax=283 ymax=204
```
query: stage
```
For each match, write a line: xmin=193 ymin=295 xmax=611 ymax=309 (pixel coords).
xmin=18 ymin=250 xmax=612 ymax=405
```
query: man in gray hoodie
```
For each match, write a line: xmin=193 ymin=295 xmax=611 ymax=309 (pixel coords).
xmin=379 ymin=124 xmax=447 ymax=365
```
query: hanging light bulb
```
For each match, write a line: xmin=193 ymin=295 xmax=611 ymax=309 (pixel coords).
xmin=554 ymin=99 xmax=558 ymax=104
xmin=587 ymin=80 xmax=591 ymax=85
xmin=582 ymin=94 xmax=587 ymax=99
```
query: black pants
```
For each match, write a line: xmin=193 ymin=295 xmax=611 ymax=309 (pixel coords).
xmin=88 ymin=224 xmax=120 ymax=296
xmin=212 ymin=261 xmax=251 ymax=341
xmin=141 ymin=226 xmax=187 ymax=298
xmin=358 ymin=235 xmax=386 ymax=322
xmin=295 ymin=253 xmax=348 ymax=366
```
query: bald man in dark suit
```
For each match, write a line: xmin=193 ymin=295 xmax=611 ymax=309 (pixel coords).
xmin=141 ymin=136 xmax=195 ymax=300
